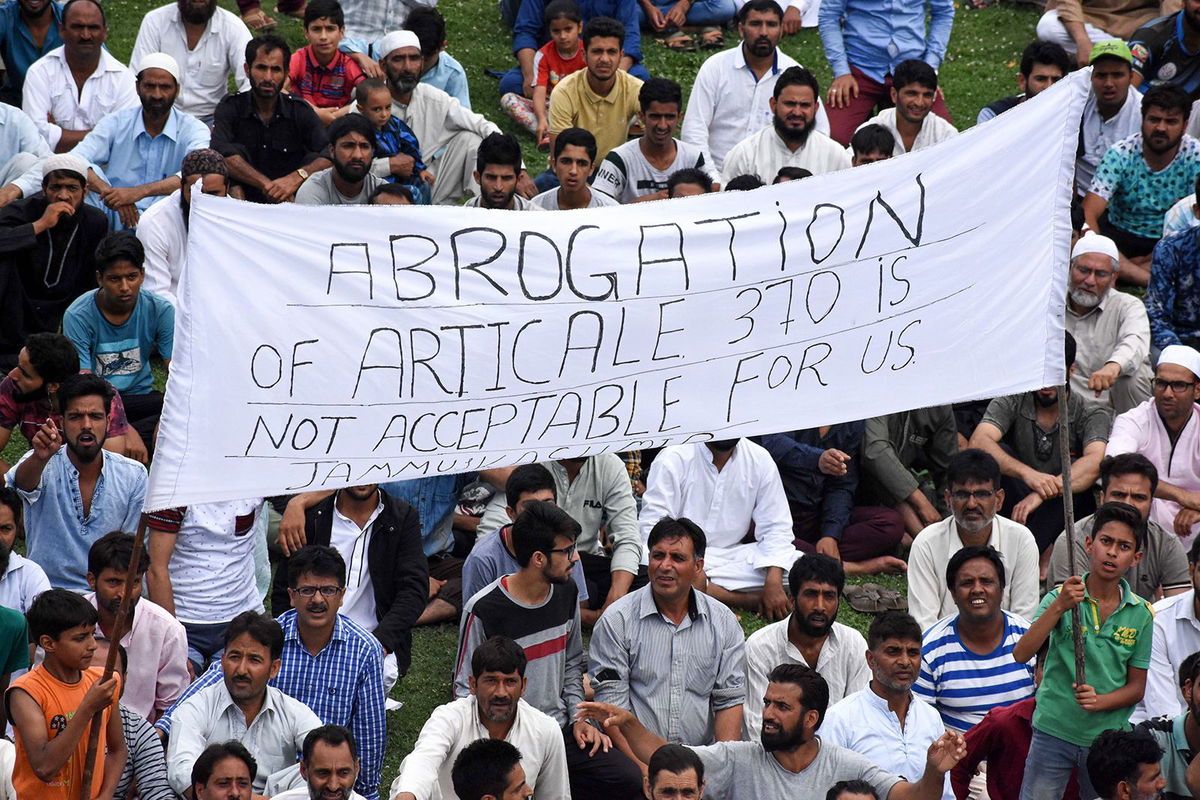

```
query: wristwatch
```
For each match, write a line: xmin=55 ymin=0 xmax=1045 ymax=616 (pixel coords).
xmin=296 ymin=168 xmax=309 ymax=181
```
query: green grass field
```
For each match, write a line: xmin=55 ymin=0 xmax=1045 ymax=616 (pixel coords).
xmin=3 ymin=0 xmax=1048 ymax=792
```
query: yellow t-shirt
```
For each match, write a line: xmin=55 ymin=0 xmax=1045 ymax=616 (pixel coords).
xmin=10 ymin=665 xmax=119 ymax=800
xmin=548 ymin=68 xmax=644 ymax=163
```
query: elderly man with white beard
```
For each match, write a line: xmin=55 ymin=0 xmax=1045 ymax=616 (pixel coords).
xmin=1064 ymin=233 xmax=1153 ymax=415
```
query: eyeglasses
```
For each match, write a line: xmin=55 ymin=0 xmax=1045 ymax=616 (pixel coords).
xmin=1152 ymin=378 xmax=1198 ymax=393
xmin=949 ymin=489 xmax=997 ymax=503
xmin=1070 ymin=264 xmax=1114 ymax=280
xmin=547 ymin=544 xmax=577 ymax=558
xmin=291 ymin=585 xmax=343 ymax=597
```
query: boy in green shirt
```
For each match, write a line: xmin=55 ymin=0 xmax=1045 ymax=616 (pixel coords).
xmin=1012 ymin=501 xmax=1155 ymax=800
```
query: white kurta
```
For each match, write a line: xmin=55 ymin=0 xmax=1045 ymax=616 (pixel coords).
xmin=721 ymin=126 xmax=850 ymax=186
xmin=22 ymin=47 xmax=139 ymax=150
xmin=857 ymin=107 xmax=958 ymax=156
xmin=639 ymin=441 xmax=797 ymax=591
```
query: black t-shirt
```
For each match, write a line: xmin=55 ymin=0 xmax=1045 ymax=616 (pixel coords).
xmin=1130 ymin=11 xmax=1200 ymax=98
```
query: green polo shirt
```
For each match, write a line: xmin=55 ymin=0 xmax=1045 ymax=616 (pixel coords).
xmin=1031 ymin=575 xmax=1154 ymax=746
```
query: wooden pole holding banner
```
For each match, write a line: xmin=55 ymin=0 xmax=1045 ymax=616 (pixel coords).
xmin=1057 ymin=384 xmax=1086 ymax=687
xmin=78 ymin=513 xmax=148 ymax=800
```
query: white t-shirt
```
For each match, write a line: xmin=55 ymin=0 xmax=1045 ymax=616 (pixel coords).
xmin=530 ymin=187 xmax=620 ymax=210
xmin=593 ymin=138 xmax=711 ymax=202
xmin=166 ymin=499 xmax=265 ymax=623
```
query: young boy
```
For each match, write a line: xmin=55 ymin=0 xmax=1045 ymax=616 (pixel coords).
xmin=530 ymin=127 xmax=619 ymax=210
xmin=500 ymin=0 xmax=584 ymax=150
xmin=289 ymin=0 xmax=365 ymax=125
xmin=1012 ymin=501 xmax=1155 ymax=800
xmin=8 ymin=589 xmax=126 ymax=800
xmin=355 ymin=78 xmax=434 ymax=204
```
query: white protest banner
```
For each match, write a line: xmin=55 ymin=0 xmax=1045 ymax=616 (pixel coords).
xmin=145 ymin=74 xmax=1089 ymax=511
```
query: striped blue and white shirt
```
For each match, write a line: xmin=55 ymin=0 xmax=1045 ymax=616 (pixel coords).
xmin=914 ymin=611 xmax=1035 ymax=733
xmin=156 ymin=610 xmax=386 ymax=800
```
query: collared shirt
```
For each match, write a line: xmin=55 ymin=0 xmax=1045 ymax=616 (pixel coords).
xmin=1065 ymin=290 xmax=1152 ymax=405
xmin=136 ymin=189 xmax=185 ymax=306
xmin=721 ymin=126 xmax=850 ymax=185
xmin=1108 ymin=398 xmax=1200 ymax=544
xmin=980 ymin=391 xmax=1111 ymax=476
xmin=1163 ymin=193 xmax=1199 ymax=237
xmin=21 ymin=46 xmax=139 ymax=151
xmin=390 ymin=696 xmax=569 ymax=800
xmin=289 ymin=47 xmax=365 ymax=109
xmin=1032 ymin=576 xmax=1154 ymax=746
xmin=330 ymin=495 xmax=385 ymax=632
xmin=638 ymin=442 xmax=795 ymax=571
xmin=743 ymin=619 xmax=868 ymax=739
xmin=681 ymin=46 xmax=832 ymax=172
xmin=915 ymin=611 xmax=1036 ymax=732
xmin=857 ymin=107 xmax=958 ymax=156
xmin=0 ymin=102 xmax=51 ymax=199
xmin=1146 ymin=228 xmax=1200 ymax=348
xmin=1077 ymin=85 xmax=1142 ymax=199
xmin=6 ymin=448 xmax=146 ymax=591
xmin=158 ymin=611 xmax=384 ymax=799
xmin=1090 ymin=132 xmax=1200 ymax=239
xmin=1047 ymin=514 xmax=1189 ymax=604
xmin=907 ymin=516 xmax=1040 ymax=631
xmin=1138 ymin=713 xmax=1195 ymax=800
xmin=130 ymin=3 xmax=251 ymax=120
xmin=165 ymin=680 xmax=322 ymax=795
xmin=591 ymin=585 xmax=745 ymax=745
xmin=1130 ymin=11 xmax=1200 ymax=97
xmin=146 ymin=499 xmax=265 ymax=623
xmin=821 ymin=687 xmax=949 ymax=791
xmin=817 ymin=0 xmax=955 ymax=82
xmin=211 ymin=91 xmax=328 ymax=204
xmin=421 ymin=52 xmax=471 ymax=109
xmin=547 ymin=68 xmax=643 ymax=164
xmin=759 ymin=423 xmax=864 ymax=540
xmin=0 ymin=553 xmax=49 ymax=613
xmin=1137 ymin=590 xmax=1200 ymax=722
xmin=86 ymin=592 xmax=188 ymax=722
xmin=860 ymin=406 xmax=957 ymax=506
xmin=70 ymin=104 xmax=210 ymax=214
xmin=0 ymin=0 xmax=63 ymax=99
xmin=478 ymin=455 xmax=640 ymax=574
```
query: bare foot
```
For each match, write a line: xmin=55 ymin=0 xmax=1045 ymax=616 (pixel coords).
xmin=844 ymin=556 xmax=908 ymax=575
xmin=415 ymin=597 xmax=457 ymax=626
xmin=704 ymin=581 xmax=761 ymax=611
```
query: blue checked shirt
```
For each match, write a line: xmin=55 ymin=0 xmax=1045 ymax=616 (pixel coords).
xmin=156 ymin=611 xmax=386 ymax=800
xmin=1147 ymin=227 xmax=1200 ymax=349
xmin=818 ymin=0 xmax=954 ymax=83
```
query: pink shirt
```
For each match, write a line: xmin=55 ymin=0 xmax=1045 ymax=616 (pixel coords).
xmin=85 ymin=592 xmax=189 ymax=721
xmin=1108 ymin=398 xmax=1200 ymax=549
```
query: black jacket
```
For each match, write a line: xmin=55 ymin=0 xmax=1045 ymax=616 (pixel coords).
xmin=270 ymin=492 xmax=428 ymax=675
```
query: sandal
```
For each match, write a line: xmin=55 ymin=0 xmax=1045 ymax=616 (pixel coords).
xmin=656 ymin=30 xmax=697 ymax=52
xmin=241 ymin=7 xmax=276 ymax=31
xmin=275 ymin=3 xmax=307 ymax=19
xmin=844 ymin=583 xmax=907 ymax=614
xmin=698 ymin=26 xmax=724 ymax=49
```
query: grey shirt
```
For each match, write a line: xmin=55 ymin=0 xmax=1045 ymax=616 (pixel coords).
xmin=690 ymin=739 xmax=903 ymax=800
xmin=860 ymin=406 xmax=958 ymax=506
xmin=529 ymin=187 xmax=619 ymax=210
xmin=1046 ymin=513 xmax=1190 ymax=600
xmin=295 ymin=168 xmax=382 ymax=205
xmin=461 ymin=523 xmax=589 ymax=605
xmin=463 ymin=194 xmax=540 ymax=210
xmin=979 ymin=391 xmax=1111 ymax=475
xmin=590 ymin=585 xmax=746 ymax=746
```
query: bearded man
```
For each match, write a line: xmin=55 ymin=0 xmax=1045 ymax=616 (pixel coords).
xmin=131 ymin=0 xmax=252 ymax=123
xmin=296 ymin=114 xmax=381 ymax=205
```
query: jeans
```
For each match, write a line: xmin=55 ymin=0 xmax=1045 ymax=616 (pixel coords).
xmin=182 ymin=620 xmax=229 ymax=676
xmin=1019 ymin=728 xmax=1096 ymax=800
xmin=637 ymin=0 xmax=738 ymax=27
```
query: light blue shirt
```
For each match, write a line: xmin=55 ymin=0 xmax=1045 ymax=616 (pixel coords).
xmin=420 ymin=52 xmax=471 ymax=109
xmin=818 ymin=0 xmax=954 ymax=83
xmin=62 ymin=289 xmax=175 ymax=395
xmin=6 ymin=448 xmax=147 ymax=591
xmin=0 ymin=102 xmax=51 ymax=197
xmin=70 ymin=105 xmax=211 ymax=213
